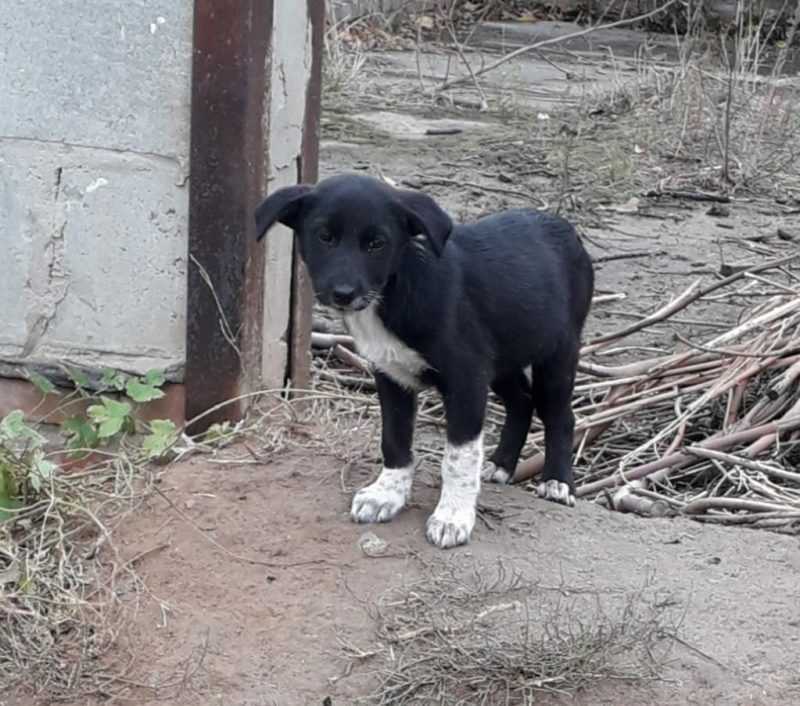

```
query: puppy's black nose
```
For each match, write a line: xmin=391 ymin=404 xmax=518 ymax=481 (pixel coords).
xmin=332 ymin=285 xmax=356 ymax=307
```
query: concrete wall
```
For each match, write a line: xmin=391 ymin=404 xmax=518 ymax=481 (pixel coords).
xmin=263 ymin=3 xmax=315 ymax=388
xmin=1 ymin=1 xmax=192 ymax=377
xmin=1 ymin=1 xmax=318 ymax=393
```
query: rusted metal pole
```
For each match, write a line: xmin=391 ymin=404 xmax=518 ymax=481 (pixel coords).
xmin=185 ymin=0 xmax=273 ymax=431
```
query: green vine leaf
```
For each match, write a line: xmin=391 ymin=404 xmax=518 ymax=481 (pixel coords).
xmin=87 ymin=398 xmax=133 ymax=439
xmin=125 ymin=378 xmax=165 ymax=403
xmin=28 ymin=372 xmax=56 ymax=396
xmin=101 ymin=369 xmax=128 ymax=392
xmin=144 ymin=369 xmax=166 ymax=388
xmin=0 ymin=411 xmax=43 ymax=446
xmin=142 ymin=419 xmax=178 ymax=460
xmin=29 ymin=452 xmax=56 ymax=493
xmin=62 ymin=417 xmax=99 ymax=453
xmin=64 ymin=367 xmax=91 ymax=391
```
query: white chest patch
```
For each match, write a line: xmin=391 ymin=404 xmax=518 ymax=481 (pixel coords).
xmin=344 ymin=305 xmax=429 ymax=390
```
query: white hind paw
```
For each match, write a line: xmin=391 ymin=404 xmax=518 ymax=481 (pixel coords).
xmin=480 ymin=461 xmax=511 ymax=484
xmin=537 ymin=479 xmax=576 ymax=507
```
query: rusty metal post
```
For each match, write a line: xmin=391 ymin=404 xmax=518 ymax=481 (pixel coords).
xmin=185 ymin=0 xmax=274 ymax=431
xmin=288 ymin=0 xmax=326 ymax=391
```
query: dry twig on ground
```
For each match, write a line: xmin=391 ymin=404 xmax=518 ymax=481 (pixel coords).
xmin=341 ymin=560 xmax=679 ymax=705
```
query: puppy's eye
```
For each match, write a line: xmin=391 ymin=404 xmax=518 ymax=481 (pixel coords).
xmin=366 ymin=238 xmax=385 ymax=253
xmin=318 ymin=230 xmax=333 ymax=244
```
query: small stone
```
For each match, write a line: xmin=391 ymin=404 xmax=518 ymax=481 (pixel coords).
xmin=358 ymin=531 xmax=388 ymax=557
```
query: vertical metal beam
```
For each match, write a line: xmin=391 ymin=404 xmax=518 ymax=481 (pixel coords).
xmin=185 ymin=0 xmax=273 ymax=431
xmin=288 ymin=0 xmax=326 ymax=391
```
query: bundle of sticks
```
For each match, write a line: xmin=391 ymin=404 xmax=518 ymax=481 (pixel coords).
xmin=311 ymin=253 xmax=800 ymax=530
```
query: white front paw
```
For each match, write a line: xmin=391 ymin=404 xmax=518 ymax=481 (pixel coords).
xmin=426 ymin=502 xmax=476 ymax=549
xmin=351 ymin=468 xmax=412 ymax=523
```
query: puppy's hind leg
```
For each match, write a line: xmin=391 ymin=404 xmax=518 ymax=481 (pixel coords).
xmin=482 ymin=370 xmax=535 ymax=485
xmin=351 ymin=372 xmax=417 ymax=524
xmin=533 ymin=350 xmax=578 ymax=507
xmin=427 ymin=381 xmax=488 ymax=549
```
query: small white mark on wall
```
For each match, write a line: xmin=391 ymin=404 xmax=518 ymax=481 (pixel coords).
xmin=85 ymin=177 xmax=108 ymax=194
xmin=150 ymin=16 xmax=166 ymax=34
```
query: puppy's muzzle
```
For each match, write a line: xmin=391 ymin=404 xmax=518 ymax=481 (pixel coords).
xmin=327 ymin=286 xmax=370 ymax=312
xmin=332 ymin=285 xmax=357 ymax=307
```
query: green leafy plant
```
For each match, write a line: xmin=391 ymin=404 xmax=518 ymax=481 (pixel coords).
xmin=9 ymin=368 xmax=179 ymax=506
xmin=0 ymin=460 xmax=19 ymax=520
xmin=28 ymin=371 xmax=56 ymax=396
xmin=200 ymin=421 xmax=234 ymax=446
xmin=62 ymin=416 xmax=99 ymax=453
xmin=125 ymin=378 xmax=164 ymax=403
xmin=96 ymin=367 xmax=165 ymax=403
xmin=0 ymin=410 xmax=54 ymax=519
xmin=87 ymin=398 xmax=135 ymax=439
xmin=142 ymin=419 xmax=179 ymax=460
xmin=21 ymin=367 xmax=176 ymax=463
xmin=0 ymin=365 xmax=184 ymax=691
xmin=100 ymin=368 xmax=127 ymax=392
xmin=50 ymin=368 xmax=173 ymax=458
xmin=64 ymin=366 xmax=91 ymax=392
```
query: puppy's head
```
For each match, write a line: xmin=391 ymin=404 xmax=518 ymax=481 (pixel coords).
xmin=254 ymin=174 xmax=452 ymax=312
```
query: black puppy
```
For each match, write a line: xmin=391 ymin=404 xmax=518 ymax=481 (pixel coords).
xmin=255 ymin=174 xmax=593 ymax=549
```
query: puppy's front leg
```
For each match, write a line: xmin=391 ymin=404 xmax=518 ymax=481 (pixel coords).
xmin=426 ymin=383 xmax=487 ymax=549
xmin=351 ymin=372 xmax=417 ymax=524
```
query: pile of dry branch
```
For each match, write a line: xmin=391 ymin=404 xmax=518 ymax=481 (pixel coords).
xmin=523 ymin=253 xmax=800 ymax=530
xmin=312 ymin=253 xmax=800 ymax=532
xmin=341 ymin=561 xmax=675 ymax=705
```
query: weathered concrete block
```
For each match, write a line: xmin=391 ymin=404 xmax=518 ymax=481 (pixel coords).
xmin=0 ymin=140 xmax=188 ymax=374
xmin=0 ymin=0 xmax=192 ymax=378
xmin=0 ymin=0 xmax=192 ymax=162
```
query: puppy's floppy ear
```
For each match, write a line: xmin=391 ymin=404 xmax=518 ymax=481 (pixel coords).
xmin=394 ymin=189 xmax=453 ymax=257
xmin=254 ymin=184 xmax=313 ymax=241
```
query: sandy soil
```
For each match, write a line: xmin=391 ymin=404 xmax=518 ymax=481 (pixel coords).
xmin=32 ymin=450 xmax=800 ymax=706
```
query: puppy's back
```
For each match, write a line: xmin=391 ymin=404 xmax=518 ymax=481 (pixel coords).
xmin=454 ymin=209 xmax=592 ymax=311
xmin=448 ymin=209 xmax=594 ymax=335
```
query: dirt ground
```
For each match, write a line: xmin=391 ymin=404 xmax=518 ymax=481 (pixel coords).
xmin=17 ymin=19 xmax=800 ymax=706
xmin=37 ymin=451 xmax=800 ymax=706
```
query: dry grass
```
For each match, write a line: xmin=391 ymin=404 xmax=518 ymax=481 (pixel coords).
xmin=586 ymin=2 xmax=800 ymax=196
xmin=323 ymin=1 xmax=372 ymax=99
xmin=0 ymin=454 xmax=148 ymax=697
xmin=321 ymin=1 xmax=800 ymax=208
xmin=340 ymin=560 xmax=680 ymax=705
xmin=530 ymin=0 xmax=800 ymax=202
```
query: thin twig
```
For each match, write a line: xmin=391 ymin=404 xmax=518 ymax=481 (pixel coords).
xmin=438 ymin=0 xmax=681 ymax=91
